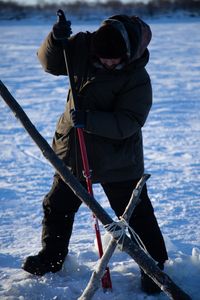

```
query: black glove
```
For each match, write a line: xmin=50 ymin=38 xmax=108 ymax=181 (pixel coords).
xmin=52 ymin=19 xmax=72 ymax=41
xmin=70 ymin=109 xmax=86 ymax=128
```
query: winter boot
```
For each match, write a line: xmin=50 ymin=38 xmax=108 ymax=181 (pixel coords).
xmin=22 ymin=251 xmax=66 ymax=276
xmin=140 ymin=262 xmax=164 ymax=295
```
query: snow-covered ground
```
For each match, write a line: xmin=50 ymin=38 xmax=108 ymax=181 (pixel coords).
xmin=0 ymin=16 xmax=200 ymax=300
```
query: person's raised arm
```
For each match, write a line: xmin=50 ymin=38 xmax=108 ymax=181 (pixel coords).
xmin=37 ymin=11 xmax=72 ymax=76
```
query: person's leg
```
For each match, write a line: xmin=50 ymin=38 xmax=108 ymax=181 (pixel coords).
xmin=102 ymin=179 xmax=168 ymax=294
xmin=22 ymin=174 xmax=84 ymax=275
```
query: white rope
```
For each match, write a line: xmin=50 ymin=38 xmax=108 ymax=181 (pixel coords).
xmin=104 ymin=220 xmax=126 ymax=250
xmin=119 ymin=216 xmax=149 ymax=255
xmin=104 ymin=217 xmax=150 ymax=255
xmin=104 ymin=220 xmax=126 ymax=239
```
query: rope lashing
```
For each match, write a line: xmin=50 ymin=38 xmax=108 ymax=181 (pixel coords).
xmin=104 ymin=217 xmax=149 ymax=254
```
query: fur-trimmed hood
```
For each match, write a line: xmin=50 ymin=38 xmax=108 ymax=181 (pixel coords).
xmin=100 ymin=15 xmax=152 ymax=63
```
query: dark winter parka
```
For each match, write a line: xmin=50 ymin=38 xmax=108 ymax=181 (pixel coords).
xmin=37 ymin=15 xmax=152 ymax=183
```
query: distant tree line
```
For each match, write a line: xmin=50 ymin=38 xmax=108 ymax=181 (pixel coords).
xmin=0 ymin=0 xmax=199 ymax=20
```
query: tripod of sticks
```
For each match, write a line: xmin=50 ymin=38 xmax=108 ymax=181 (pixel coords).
xmin=0 ymin=80 xmax=191 ymax=300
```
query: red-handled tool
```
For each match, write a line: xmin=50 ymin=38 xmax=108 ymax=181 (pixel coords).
xmin=56 ymin=9 xmax=112 ymax=290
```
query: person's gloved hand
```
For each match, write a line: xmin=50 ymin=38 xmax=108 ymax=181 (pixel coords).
xmin=52 ymin=19 xmax=72 ymax=41
xmin=70 ymin=109 xmax=86 ymax=128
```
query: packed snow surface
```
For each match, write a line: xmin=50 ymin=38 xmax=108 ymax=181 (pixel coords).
xmin=0 ymin=16 xmax=200 ymax=300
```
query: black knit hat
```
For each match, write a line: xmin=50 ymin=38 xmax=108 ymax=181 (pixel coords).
xmin=92 ymin=24 xmax=127 ymax=58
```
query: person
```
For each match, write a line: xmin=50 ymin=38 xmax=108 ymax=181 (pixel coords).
xmin=22 ymin=14 xmax=168 ymax=295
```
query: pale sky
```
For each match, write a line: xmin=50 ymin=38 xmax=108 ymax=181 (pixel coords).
xmin=3 ymin=0 xmax=150 ymax=5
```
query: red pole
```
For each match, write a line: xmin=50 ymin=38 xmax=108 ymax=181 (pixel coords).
xmin=56 ymin=9 xmax=112 ymax=290
xmin=77 ymin=128 xmax=112 ymax=289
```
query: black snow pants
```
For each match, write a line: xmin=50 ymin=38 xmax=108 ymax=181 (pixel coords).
xmin=41 ymin=174 xmax=168 ymax=264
